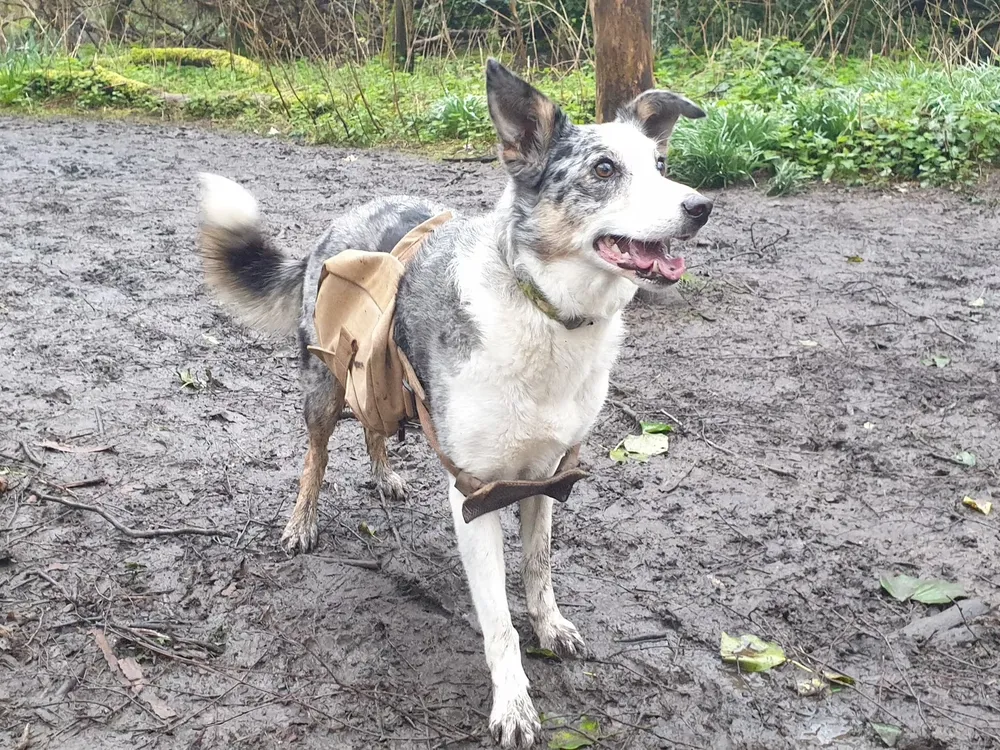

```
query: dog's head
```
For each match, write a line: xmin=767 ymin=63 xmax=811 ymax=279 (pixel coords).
xmin=486 ymin=59 xmax=711 ymax=292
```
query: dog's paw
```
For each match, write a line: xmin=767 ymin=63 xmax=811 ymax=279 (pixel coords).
xmin=537 ymin=616 xmax=586 ymax=659
xmin=280 ymin=514 xmax=318 ymax=554
xmin=375 ymin=470 xmax=408 ymax=502
xmin=489 ymin=690 xmax=539 ymax=749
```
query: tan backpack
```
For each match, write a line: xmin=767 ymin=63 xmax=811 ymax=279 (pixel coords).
xmin=307 ymin=212 xmax=586 ymax=523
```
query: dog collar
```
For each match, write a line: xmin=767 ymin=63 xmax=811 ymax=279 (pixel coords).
xmin=516 ymin=277 xmax=592 ymax=330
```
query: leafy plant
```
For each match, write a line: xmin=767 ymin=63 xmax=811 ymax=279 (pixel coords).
xmin=426 ymin=92 xmax=492 ymax=141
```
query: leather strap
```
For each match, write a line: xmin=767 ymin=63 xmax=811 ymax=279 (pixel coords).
xmin=395 ymin=343 xmax=587 ymax=522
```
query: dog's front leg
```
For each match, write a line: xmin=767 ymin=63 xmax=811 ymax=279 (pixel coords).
xmin=520 ymin=495 xmax=585 ymax=658
xmin=449 ymin=479 xmax=539 ymax=749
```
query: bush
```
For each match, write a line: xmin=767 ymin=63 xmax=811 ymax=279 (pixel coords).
xmin=670 ymin=103 xmax=780 ymax=188
xmin=426 ymin=93 xmax=493 ymax=141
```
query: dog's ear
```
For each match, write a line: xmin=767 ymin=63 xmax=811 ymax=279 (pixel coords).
xmin=486 ymin=59 xmax=565 ymax=180
xmin=618 ymin=90 xmax=705 ymax=153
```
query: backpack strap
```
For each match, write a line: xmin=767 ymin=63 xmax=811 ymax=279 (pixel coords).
xmin=395 ymin=343 xmax=587 ymax=523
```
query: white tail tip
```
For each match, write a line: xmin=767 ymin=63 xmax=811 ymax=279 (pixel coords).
xmin=198 ymin=172 xmax=260 ymax=231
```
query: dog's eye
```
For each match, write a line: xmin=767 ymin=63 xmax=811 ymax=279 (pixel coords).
xmin=656 ymin=157 xmax=666 ymax=176
xmin=594 ymin=160 xmax=615 ymax=179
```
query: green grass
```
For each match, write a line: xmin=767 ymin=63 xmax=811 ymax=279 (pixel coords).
xmin=4 ymin=36 xmax=1000 ymax=190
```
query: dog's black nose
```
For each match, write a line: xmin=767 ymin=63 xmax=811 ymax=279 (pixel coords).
xmin=682 ymin=195 xmax=713 ymax=225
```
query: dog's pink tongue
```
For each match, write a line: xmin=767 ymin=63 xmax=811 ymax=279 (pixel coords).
xmin=626 ymin=239 xmax=686 ymax=281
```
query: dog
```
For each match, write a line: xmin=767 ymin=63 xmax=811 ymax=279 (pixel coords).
xmin=197 ymin=59 xmax=711 ymax=749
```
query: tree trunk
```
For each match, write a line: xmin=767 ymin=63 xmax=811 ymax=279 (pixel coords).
xmin=591 ymin=0 xmax=654 ymax=123
xmin=393 ymin=0 xmax=412 ymax=72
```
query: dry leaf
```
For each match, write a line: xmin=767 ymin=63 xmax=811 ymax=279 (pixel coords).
xmin=962 ymin=496 xmax=992 ymax=515
xmin=36 ymin=441 xmax=114 ymax=454
xmin=15 ymin=723 xmax=30 ymax=750
xmin=118 ymin=656 xmax=144 ymax=686
xmin=143 ymin=691 xmax=178 ymax=720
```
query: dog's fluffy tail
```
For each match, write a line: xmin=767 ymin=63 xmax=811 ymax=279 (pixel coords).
xmin=197 ymin=173 xmax=304 ymax=336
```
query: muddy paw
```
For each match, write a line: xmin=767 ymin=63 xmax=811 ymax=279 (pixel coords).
xmin=537 ymin=616 xmax=586 ymax=659
xmin=375 ymin=470 xmax=408 ymax=502
xmin=489 ymin=690 xmax=540 ymax=749
xmin=280 ymin=514 xmax=318 ymax=554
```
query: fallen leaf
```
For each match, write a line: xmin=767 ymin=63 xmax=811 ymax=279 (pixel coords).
xmin=823 ymin=671 xmax=856 ymax=686
xmin=45 ymin=563 xmax=69 ymax=572
xmin=962 ymin=496 xmax=992 ymax=515
xmin=0 ymin=477 xmax=7 ymax=493
xmin=870 ymin=721 xmax=902 ymax=747
xmin=359 ymin=521 xmax=377 ymax=538
xmin=798 ymin=339 xmax=819 ymax=347
xmin=547 ymin=717 xmax=599 ymax=749
xmin=863 ymin=421 xmax=875 ymax=430
xmin=879 ymin=573 xmax=966 ymax=604
xmin=143 ymin=690 xmax=178 ymax=720
xmin=526 ymin=647 xmax=562 ymax=662
xmin=201 ymin=333 xmax=220 ymax=346
xmin=846 ymin=255 xmax=864 ymax=263
xmin=609 ymin=428 xmax=670 ymax=464
xmin=720 ymin=632 xmax=786 ymax=672
xmin=920 ymin=354 xmax=951 ymax=368
xmin=968 ymin=297 xmax=985 ymax=308
xmin=548 ymin=730 xmax=593 ymax=750
xmin=952 ymin=451 xmax=977 ymax=467
xmin=797 ymin=677 xmax=827 ymax=696
xmin=35 ymin=441 xmax=114 ymax=454
xmin=578 ymin=717 xmax=599 ymax=735
xmin=623 ymin=432 xmax=670 ymax=457
xmin=15 ymin=723 xmax=30 ymax=750
xmin=118 ymin=656 xmax=144 ymax=686
xmin=177 ymin=369 xmax=205 ymax=391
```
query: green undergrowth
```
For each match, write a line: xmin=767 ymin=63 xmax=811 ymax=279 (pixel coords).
xmin=4 ymin=37 xmax=1000 ymax=191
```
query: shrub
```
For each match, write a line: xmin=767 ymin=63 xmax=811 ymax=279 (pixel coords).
xmin=426 ymin=92 xmax=493 ymax=141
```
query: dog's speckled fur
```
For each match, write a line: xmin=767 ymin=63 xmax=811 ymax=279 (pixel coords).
xmin=196 ymin=60 xmax=711 ymax=749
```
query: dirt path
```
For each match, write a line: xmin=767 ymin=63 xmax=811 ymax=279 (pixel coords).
xmin=1 ymin=116 xmax=998 ymax=750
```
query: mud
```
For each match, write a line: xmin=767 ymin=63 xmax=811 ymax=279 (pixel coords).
xmin=1 ymin=116 xmax=998 ymax=750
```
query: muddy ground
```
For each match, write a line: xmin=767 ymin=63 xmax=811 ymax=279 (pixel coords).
xmin=1 ymin=116 xmax=998 ymax=750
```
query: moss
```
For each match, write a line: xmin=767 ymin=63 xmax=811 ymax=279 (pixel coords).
xmin=24 ymin=66 xmax=159 ymax=109
xmin=128 ymin=47 xmax=259 ymax=76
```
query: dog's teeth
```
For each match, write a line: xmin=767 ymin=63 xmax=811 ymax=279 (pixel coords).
xmin=611 ymin=242 xmax=620 ymax=255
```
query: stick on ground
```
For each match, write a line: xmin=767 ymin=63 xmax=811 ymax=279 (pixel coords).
xmin=37 ymin=491 xmax=229 ymax=539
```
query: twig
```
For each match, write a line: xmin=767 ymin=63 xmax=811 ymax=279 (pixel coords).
xmin=879 ymin=292 xmax=966 ymax=344
xmin=19 ymin=441 xmax=42 ymax=466
xmin=661 ymin=462 xmax=697 ymax=494
xmin=58 ymin=477 xmax=106 ymax=490
xmin=826 ymin=316 xmax=849 ymax=353
xmin=700 ymin=432 xmax=797 ymax=478
xmin=36 ymin=491 xmax=229 ymax=538
xmin=613 ymin=631 xmax=673 ymax=644
xmin=314 ymin=556 xmax=381 ymax=571
xmin=608 ymin=399 xmax=641 ymax=427
xmin=441 ymin=154 xmax=497 ymax=163
xmin=927 ymin=452 xmax=971 ymax=467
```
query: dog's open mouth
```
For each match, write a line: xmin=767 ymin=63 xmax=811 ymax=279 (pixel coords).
xmin=595 ymin=236 xmax=686 ymax=283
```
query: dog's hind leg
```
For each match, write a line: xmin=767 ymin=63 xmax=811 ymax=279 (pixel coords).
xmin=364 ymin=428 xmax=408 ymax=501
xmin=520 ymin=495 xmax=585 ymax=658
xmin=281 ymin=366 xmax=344 ymax=553
xmin=449 ymin=479 xmax=539 ymax=749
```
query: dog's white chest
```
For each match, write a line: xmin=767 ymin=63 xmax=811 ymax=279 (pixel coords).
xmin=444 ymin=312 xmax=621 ymax=481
